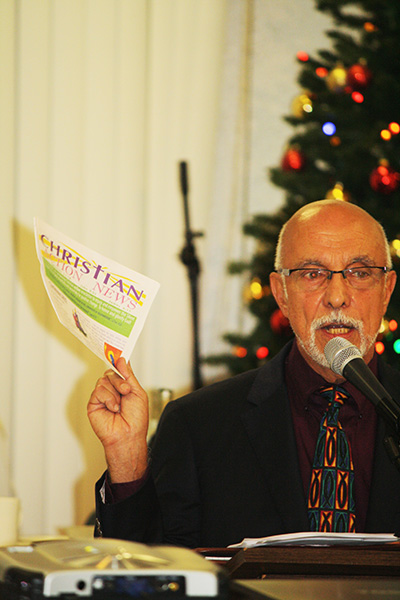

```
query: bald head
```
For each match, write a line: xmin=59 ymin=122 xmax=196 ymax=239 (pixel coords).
xmin=275 ymin=200 xmax=392 ymax=271
xmin=269 ymin=199 xmax=396 ymax=380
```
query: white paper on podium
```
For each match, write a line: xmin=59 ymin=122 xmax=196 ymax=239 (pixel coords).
xmin=34 ymin=218 xmax=160 ymax=375
xmin=228 ymin=531 xmax=399 ymax=548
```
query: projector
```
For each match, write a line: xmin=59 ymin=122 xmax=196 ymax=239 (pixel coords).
xmin=0 ymin=538 xmax=227 ymax=599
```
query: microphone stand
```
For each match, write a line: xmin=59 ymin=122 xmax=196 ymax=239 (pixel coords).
xmin=371 ymin=386 xmax=400 ymax=472
xmin=354 ymin=365 xmax=400 ymax=473
xmin=383 ymin=431 xmax=400 ymax=473
xmin=379 ymin=393 xmax=400 ymax=535
xmin=368 ymin=383 xmax=400 ymax=473
xmin=178 ymin=161 xmax=204 ymax=390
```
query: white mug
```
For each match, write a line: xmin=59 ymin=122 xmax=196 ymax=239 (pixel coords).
xmin=0 ymin=497 xmax=20 ymax=546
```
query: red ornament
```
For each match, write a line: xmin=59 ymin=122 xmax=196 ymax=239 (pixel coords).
xmin=369 ymin=162 xmax=400 ymax=194
xmin=281 ymin=147 xmax=306 ymax=171
xmin=346 ymin=63 xmax=372 ymax=90
xmin=270 ymin=309 xmax=292 ymax=335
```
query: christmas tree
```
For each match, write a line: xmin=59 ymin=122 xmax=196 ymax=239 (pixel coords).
xmin=206 ymin=0 xmax=400 ymax=376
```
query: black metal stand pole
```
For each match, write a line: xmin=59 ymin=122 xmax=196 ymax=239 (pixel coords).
xmin=178 ymin=161 xmax=204 ymax=390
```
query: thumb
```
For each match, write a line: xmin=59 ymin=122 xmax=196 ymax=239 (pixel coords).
xmin=115 ymin=357 xmax=146 ymax=398
xmin=114 ymin=358 xmax=149 ymax=437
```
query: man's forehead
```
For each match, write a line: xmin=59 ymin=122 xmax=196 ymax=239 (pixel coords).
xmin=292 ymin=254 xmax=378 ymax=269
xmin=289 ymin=207 xmax=380 ymax=240
xmin=283 ymin=216 xmax=386 ymax=264
xmin=291 ymin=199 xmax=372 ymax=224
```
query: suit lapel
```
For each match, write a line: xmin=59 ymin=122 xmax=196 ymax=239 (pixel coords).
xmin=240 ymin=350 xmax=310 ymax=533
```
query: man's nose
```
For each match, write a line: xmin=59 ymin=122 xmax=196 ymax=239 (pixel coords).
xmin=322 ymin=272 xmax=351 ymax=308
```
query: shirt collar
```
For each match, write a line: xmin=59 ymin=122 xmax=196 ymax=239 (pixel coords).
xmin=285 ymin=339 xmax=378 ymax=410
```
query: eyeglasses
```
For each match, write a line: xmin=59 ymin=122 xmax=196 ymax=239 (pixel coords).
xmin=278 ymin=266 xmax=391 ymax=290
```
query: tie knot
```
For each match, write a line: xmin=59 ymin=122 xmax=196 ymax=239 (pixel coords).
xmin=319 ymin=385 xmax=349 ymax=408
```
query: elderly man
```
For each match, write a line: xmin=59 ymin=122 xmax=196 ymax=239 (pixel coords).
xmin=88 ymin=199 xmax=400 ymax=548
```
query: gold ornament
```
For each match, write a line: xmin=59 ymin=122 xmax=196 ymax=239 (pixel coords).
xmin=326 ymin=64 xmax=347 ymax=92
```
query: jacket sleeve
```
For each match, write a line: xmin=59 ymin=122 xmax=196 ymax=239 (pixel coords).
xmin=93 ymin=398 xmax=202 ymax=548
xmin=94 ymin=471 xmax=163 ymax=543
xmin=150 ymin=399 xmax=202 ymax=548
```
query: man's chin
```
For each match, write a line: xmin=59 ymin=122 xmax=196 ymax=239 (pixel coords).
xmin=297 ymin=337 xmax=330 ymax=370
xmin=300 ymin=329 xmax=376 ymax=371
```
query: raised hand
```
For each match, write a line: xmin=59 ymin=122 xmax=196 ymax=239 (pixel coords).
xmin=87 ymin=358 xmax=149 ymax=483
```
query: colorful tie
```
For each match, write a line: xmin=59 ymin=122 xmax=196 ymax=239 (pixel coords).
xmin=307 ymin=385 xmax=356 ymax=532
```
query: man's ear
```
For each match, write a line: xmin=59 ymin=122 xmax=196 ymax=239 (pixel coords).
xmin=383 ymin=269 xmax=397 ymax=313
xmin=269 ymin=271 xmax=289 ymax=317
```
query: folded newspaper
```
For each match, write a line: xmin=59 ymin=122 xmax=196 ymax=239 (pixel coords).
xmin=228 ymin=531 xmax=399 ymax=548
xmin=34 ymin=218 xmax=160 ymax=375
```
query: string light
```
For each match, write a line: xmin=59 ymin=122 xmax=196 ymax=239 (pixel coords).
xmin=351 ymin=91 xmax=364 ymax=103
xmin=393 ymin=340 xmax=400 ymax=354
xmin=250 ymin=278 xmax=263 ymax=300
xmin=256 ymin=346 xmax=269 ymax=360
xmin=316 ymin=67 xmax=328 ymax=78
xmin=379 ymin=319 xmax=389 ymax=335
xmin=322 ymin=122 xmax=336 ymax=136
xmin=300 ymin=94 xmax=313 ymax=114
xmin=327 ymin=182 xmax=349 ymax=201
xmin=235 ymin=346 xmax=247 ymax=358
xmin=375 ymin=341 xmax=385 ymax=355
xmin=330 ymin=136 xmax=341 ymax=146
xmin=389 ymin=319 xmax=398 ymax=332
xmin=364 ymin=22 xmax=378 ymax=32
xmin=389 ymin=122 xmax=400 ymax=134
xmin=391 ymin=239 xmax=400 ymax=258
xmin=297 ymin=51 xmax=309 ymax=62
xmin=381 ymin=129 xmax=391 ymax=141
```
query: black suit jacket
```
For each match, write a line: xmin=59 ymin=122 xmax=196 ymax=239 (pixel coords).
xmin=95 ymin=342 xmax=400 ymax=548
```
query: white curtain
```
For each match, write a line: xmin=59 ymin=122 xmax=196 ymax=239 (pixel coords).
xmin=0 ymin=0 xmax=228 ymax=536
xmin=200 ymin=0 xmax=255 ymax=378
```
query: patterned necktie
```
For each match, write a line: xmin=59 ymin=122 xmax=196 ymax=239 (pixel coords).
xmin=307 ymin=385 xmax=356 ymax=533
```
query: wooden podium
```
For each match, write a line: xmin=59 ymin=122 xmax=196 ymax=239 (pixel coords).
xmin=198 ymin=543 xmax=400 ymax=579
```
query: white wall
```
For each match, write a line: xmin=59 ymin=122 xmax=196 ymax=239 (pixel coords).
xmin=0 ymin=0 xmax=333 ymax=536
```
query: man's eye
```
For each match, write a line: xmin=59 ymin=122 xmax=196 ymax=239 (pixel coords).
xmin=302 ymin=269 xmax=324 ymax=280
xmin=349 ymin=268 xmax=371 ymax=279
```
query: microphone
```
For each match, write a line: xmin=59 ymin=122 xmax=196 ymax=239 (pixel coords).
xmin=324 ymin=337 xmax=400 ymax=432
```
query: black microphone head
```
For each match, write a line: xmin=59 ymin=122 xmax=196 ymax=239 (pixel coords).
xmin=324 ymin=337 xmax=362 ymax=375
